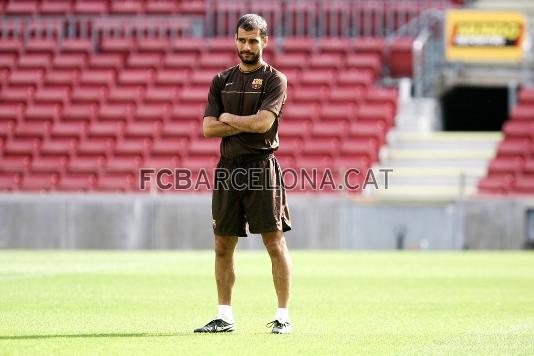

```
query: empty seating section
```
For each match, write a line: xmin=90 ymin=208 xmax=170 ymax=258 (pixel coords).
xmin=0 ymin=0 xmax=426 ymax=193
xmin=478 ymin=87 xmax=534 ymax=195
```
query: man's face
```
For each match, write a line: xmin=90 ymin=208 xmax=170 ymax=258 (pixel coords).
xmin=235 ymin=27 xmax=267 ymax=65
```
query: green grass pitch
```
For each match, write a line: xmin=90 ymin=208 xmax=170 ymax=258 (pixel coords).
xmin=1 ymin=251 xmax=533 ymax=355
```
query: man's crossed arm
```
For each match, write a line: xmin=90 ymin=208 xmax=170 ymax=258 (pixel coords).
xmin=203 ymin=110 xmax=276 ymax=138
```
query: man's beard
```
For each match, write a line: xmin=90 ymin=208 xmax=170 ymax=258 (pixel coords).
xmin=238 ymin=50 xmax=261 ymax=65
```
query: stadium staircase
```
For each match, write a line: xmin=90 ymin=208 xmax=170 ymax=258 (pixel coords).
xmin=365 ymin=96 xmax=502 ymax=199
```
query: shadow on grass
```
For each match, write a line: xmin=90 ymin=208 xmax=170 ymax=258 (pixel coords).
xmin=0 ymin=332 xmax=191 ymax=340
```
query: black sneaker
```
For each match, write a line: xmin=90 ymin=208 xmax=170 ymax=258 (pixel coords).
xmin=266 ymin=320 xmax=291 ymax=334
xmin=194 ymin=319 xmax=235 ymax=333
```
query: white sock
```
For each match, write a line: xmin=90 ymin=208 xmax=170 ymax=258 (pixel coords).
xmin=275 ymin=307 xmax=290 ymax=323
xmin=217 ymin=305 xmax=234 ymax=324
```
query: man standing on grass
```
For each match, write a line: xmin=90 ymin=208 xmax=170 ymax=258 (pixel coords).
xmin=194 ymin=14 xmax=292 ymax=334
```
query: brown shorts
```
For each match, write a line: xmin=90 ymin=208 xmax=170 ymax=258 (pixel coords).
xmin=212 ymin=153 xmax=292 ymax=237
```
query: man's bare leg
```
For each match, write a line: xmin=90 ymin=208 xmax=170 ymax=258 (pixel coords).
xmin=215 ymin=234 xmax=239 ymax=306
xmin=262 ymin=231 xmax=292 ymax=306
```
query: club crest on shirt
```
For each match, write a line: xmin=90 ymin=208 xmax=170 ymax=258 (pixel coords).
xmin=251 ymin=78 xmax=263 ymax=90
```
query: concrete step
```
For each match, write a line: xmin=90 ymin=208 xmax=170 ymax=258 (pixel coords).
xmin=363 ymin=185 xmax=476 ymax=200
xmin=387 ymin=132 xmax=502 ymax=150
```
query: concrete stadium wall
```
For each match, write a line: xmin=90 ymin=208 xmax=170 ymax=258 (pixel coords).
xmin=0 ymin=194 xmax=532 ymax=250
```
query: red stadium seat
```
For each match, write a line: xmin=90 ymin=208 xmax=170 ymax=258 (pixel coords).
xmin=57 ymin=175 xmax=95 ymax=191
xmin=345 ymin=54 xmax=382 ymax=80
xmin=518 ymin=88 xmax=534 ymax=105
xmin=9 ymin=69 xmax=43 ymax=87
xmin=389 ymin=37 xmax=413 ymax=78
xmin=0 ymin=39 xmax=22 ymax=55
xmin=34 ymin=87 xmax=69 ymax=106
xmin=318 ymin=103 xmax=355 ymax=124
xmin=336 ymin=69 xmax=374 ymax=89
xmin=339 ymin=140 xmax=378 ymax=162
xmin=98 ymin=104 xmax=131 ymax=123
xmin=77 ymin=139 xmax=113 ymax=157
xmin=31 ymin=157 xmax=67 ymax=174
xmin=180 ymin=87 xmax=209 ymax=104
xmin=163 ymin=53 xmax=197 ymax=70
xmin=199 ymin=54 xmax=234 ymax=70
xmin=0 ymin=54 xmax=16 ymax=70
xmin=281 ymin=37 xmax=316 ymax=56
xmin=161 ymin=121 xmax=197 ymax=139
xmin=0 ymin=104 xmax=23 ymax=122
xmin=145 ymin=87 xmax=177 ymax=104
xmin=115 ymin=140 xmax=149 ymax=156
xmin=0 ymin=173 xmax=20 ymax=191
xmin=79 ymin=69 xmax=115 ymax=86
xmin=151 ymin=138 xmax=185 ymax=157
xmin=68 ymin=156 xmax=105 ymax=174
xmin=329 ymin=87 xmax=366 ymax=104
xmin=496 ymin=139 xmax=530 ymax=158
xmin=25 ymin=104 xmax=60 ymax=122
xmin=274 ymin=53 xmax=308 ymax=71
xmin=41 ymin=0 xmax=72 ymax=15
xmin=127 ymin=53 xmax=162 ymax=68
xmin=118 ymin=69 xmax=154 ymax=87
xmin=124 ymin=121 xmax=160 ymax=139
xmin=279 ymin=121 xmax=311 ymax=140
xmin=172 ymin=38 xmax=203 ymax=55
xmin=347 ymin=122 xmax=387 ymax=145
xmin=52 ymin=53 xmax=86 ymax=70
xmin=487 ymin=158 xmax=523 ymax=179
xmin=20 ymin=173 xmax=57 ymax=191
xmin=25 ymin=38 xmax=58 ymax=55
xmin=514 ymin=176 xmax=534 ymax=194
xmin=134 ymin=104 xmax=168 ymax=122
xmin=60 ymin=39 xmax=93 ymax=55
xmin=503 ymin=120 xmax=534 ymax=139
xmin=354 ymin=38 xmax=385 ymax=60
xmin=145 ymin=1 xmax=177 ymax=14
xmin=44 ymin=69 xmax=78 ymax=87
xmin=283 ymin=103 xmax=317 ymax=123
xmin=110 ymin=0 xmax=143 ymax=15
xmin=88 ymin=54 xmax=124 ymax=70
xmin=107 ymin=87 xmax=142 ymax=105
xmin=50 ymin=122 xmax=86 ymax=140
xmin=157 ymin=69 xmax=189 ymax=87
xmin=0 ymin=88 xmax=32 ymax=105
xmin=104 ymin=156 xmax=141 ymax=174
xmin=0 ymin=156 xmax=30 ymax=174
xmin=477 ymin=176 xmax=512 ymax=195
xmin=40 ymin=139 xmax=75 ymax=157
xmin=6 ymin=1 xmax=38 ymax=15
xmin=63 ymin=103 xmax=97 ymax=122
xmin=71 ymin=87 xmax=105 ymax=104
xmin=14 ymin=121 xmax=50 ymax=139
xmin=317 ymin=38 xmax=353 ymax=56
xmin=300 ymin=69 xmax=334 ymax=86
xmin=17 ymin=54 xmax=51 ymax=70
xmin=87 ymin=122 xmax=123 ymax=140
xmin=100 ymin=38 xmax=135 ymax=54
xmin=208 ymin=37 xmax=235 ymax=56
xmin=357 ymin=104 xmax=394 ymax=127
xmin=73 ymin=1 xmax=108 ymax=15
xmin=311 ymin=122 xmax=347 ymax=140
xmin=510 ymin=105 xmax=534 ymax=121
xmin=292 ymin=87 xmax=327 ymax=104
xmin=366 ymin=87 xmax=398 ymax=111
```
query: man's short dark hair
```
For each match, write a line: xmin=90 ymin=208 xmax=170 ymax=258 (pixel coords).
xmin=236 ymin=14 xmax=268 ymax=38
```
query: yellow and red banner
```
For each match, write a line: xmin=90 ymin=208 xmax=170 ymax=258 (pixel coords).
xmin=446 ymin=10 xmax=527 ymax=62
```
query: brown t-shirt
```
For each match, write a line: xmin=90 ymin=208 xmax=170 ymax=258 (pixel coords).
xmin=203 ymin=63 xmax=287 ymax=159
